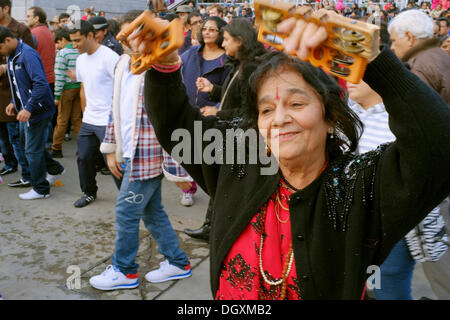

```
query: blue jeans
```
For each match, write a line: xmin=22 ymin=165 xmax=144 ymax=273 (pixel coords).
xmin=7 ymin=121 xmax=30 ymax=182
xmin=0 ymin=122 xmax=17 ymax=170
xmin=20 ymin=119 xmax=64 ymax=195
xmin=112 ymin=158 xmax=189 ymax=275
xmin=374 ymin=238 xmax=416 ymax=300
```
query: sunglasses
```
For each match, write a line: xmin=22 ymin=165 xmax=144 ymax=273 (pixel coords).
xmin=202 ymin=27 xmax=219 ymax=33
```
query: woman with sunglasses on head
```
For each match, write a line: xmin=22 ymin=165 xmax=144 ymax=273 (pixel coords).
xmin=176 ymin=16 xmax=231 ymax=209
xmin=181 ymin=17 xmax=267 ymax=239
xmin=181 ymin=16 xmax=230 ymax=117
xmin=196 ymin=17 xmax=267 ymax=119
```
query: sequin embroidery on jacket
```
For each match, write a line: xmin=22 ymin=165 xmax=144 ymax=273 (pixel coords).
xmin=324 ymin=143 xmax=391 ymax=232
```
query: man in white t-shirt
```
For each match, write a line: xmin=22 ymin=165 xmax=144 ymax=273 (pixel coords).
xmin=69 ymin=20 xmax=120 ymax=207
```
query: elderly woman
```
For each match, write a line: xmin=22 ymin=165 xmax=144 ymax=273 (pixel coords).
xmin=129 ymin=14 xmax=450 ymax=299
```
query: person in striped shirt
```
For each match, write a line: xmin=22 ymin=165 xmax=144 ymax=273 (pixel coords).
xmin=347 ymin=80 xmax=395 ymax=154
xmin=50 ymin=27 xmax=81 ymax=158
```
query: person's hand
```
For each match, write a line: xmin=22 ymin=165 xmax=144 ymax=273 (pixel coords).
xmin=175 ymin=181 xmax=192 ymax=191
xmin=191 ymin=38 xmax=200 ymax=46
xmin=196 ymin=77 xmax=213 ymax=93
xmin=5 ymin=103 xmax=15 ymax=116
xmin=54 ymin=100 xmax=60 ymax=107
xmin=277 ymin=9 xmax=328 ymax=61
xmin=106 ymin=152 xmax=123 ymax=179
xmin=66 ymin=69 xmax=76 ymax=81
xmin=278 ymin=8 xmax=380 ymax=63
xmin=191 ymin=24 xmax=201 ymax=45
xmin=16 ymin=109 xmax=31 ymax=122
xmin=127 ymin=17 xmax=180 ymax=65
xmin=200 ymin=106 xmax=218 ymax=116
xmin=0 ymin=64 xmax=6 ymax=77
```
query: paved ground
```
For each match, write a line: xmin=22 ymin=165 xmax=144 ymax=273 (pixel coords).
xmin=0 ymin=137 xmax=438 ymax=300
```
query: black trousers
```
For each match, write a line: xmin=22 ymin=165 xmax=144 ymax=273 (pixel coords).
xmin=77 ymin=122 xmax=121 ymax=196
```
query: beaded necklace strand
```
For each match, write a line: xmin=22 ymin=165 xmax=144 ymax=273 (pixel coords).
xmin=258 ymin=205 xmax=294 ymax=300
xmin=258 ymin=161 xmax=329 ymax=299
xmin=275 ymin=190 xmax=289 ymax=224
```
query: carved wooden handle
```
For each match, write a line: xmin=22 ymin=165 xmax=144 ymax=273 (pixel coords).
xmin=254 ymin=0 xmax=380 ymax=83
xmin=116 ymin=10 xmax=184 ymax=74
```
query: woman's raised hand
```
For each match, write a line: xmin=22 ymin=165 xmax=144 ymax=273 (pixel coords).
xmin=127 ymin=17 xmax=180 ymax=65
xmin=277 ymin=8 xmax=380 ymax=63
xmin=277 ymin=10 xmax=328 ymax=61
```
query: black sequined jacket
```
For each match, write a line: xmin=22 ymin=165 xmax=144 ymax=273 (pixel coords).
xmin=144 ymin=49 xmax=450 ymax=299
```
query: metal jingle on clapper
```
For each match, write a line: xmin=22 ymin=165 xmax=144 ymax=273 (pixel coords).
xmin=332 ymin=52 xmax=354 ymax=66
xmin=340 ymin=29 xmax=365 ymax=42
xmin=261 ymin=8 xmax=283 ymax=32
xmin=330 ymin=62 xmax=350 ymax=76
xmin=340 ymin=41 xmax=365 ymax=54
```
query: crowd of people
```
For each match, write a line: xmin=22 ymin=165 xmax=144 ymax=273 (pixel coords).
xmin=0 ymin=0 xmax=449 ymax=300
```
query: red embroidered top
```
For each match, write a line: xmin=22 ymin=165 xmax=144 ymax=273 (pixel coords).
xmin=216 ymin=180 xmax=302 ymax=300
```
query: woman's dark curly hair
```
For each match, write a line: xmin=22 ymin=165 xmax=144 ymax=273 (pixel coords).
xmin=222 ymin=17 xmax=266 ymax=68
xmin=246 ymin=52 xmax=363 ymax=159
xmin=197 ymin=16 xmax=227 ymax=48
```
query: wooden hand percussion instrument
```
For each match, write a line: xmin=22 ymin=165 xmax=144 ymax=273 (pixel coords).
xmin=254 ymin=0 xmax=380 ymax=83
xmin=116 ymin=10 xmax=184 ymax=74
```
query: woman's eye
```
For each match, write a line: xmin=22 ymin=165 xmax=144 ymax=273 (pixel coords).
xmin=291 ymin=101 xmax=305 ymax=108
xmin=259 ymin=107 xmax=272 ymax=115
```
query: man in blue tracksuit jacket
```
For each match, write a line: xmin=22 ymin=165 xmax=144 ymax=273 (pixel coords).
xmin=0 ymin=26 xmax=64 ymax=200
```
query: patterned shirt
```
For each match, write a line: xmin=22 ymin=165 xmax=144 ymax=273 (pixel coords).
xmin=54 ymin=43 xmax=80 ymax=100
xmin=103 ymin=80 xmax=188 ymax=182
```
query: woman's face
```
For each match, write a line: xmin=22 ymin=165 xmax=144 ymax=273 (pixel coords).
xmin=222 ymin=31 xmax=241 ymax=57
xmin=257 ymin=68 xmax=329 ymax=163
xmin=202 ymin=20 xmax=219 ymax=45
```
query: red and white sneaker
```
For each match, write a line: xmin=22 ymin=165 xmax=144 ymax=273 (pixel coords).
xmin=145 ymin=260 xmax=191 ymax=283
xmin=89 ymin=265 xmax=139 ymax=291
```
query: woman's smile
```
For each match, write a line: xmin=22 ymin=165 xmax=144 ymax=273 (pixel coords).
xmin=275 ymin=131 xmax=301 ymax=143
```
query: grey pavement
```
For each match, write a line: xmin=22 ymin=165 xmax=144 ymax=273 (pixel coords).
xmin=0 ymin=136 xmax=437 ymax=300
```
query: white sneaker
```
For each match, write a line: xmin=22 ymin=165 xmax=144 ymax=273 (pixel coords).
xmin=145 ymin=260 xmax=191 ymax=283
xmin=19 ymin=189 xmax=50 ymax=200
xmin=47 ymin=169 xmax=66 ymax=186
xmin=180 ymin=193 xmax=194 ymax=207
xmin=89 ymin=265 xmax=139 ymax=291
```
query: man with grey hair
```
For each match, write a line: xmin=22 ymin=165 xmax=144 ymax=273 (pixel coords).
xmin=389 ymin=9 xmax=450 ymax=104
xmin=389 ymin=9 xmax=450 ymax=300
